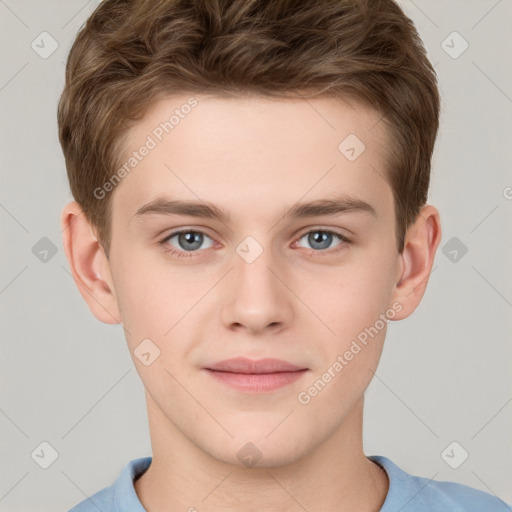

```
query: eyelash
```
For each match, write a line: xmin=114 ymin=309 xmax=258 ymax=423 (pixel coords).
xmin=158 ymin=228 xmax=351 ymax=259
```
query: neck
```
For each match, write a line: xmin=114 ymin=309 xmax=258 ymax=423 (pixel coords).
xmin=135 ymin=394 xmax=389 ymax=512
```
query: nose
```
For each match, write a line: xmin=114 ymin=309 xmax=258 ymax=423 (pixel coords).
xmin=219 ymin=244 xmax=294 ymax=336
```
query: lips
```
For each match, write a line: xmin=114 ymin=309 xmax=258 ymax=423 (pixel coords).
xmin=203 ymin=357 xmax=308 ymax=393
xmin=205 ymin=357 xmax=305 ymax=374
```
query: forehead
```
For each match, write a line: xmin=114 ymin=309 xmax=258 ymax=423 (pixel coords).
xmin=111 ymin=93 xmax=392 ymax=225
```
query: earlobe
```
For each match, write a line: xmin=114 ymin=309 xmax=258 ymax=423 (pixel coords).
xmin=60 ymin=201 xmax=122 ymax=325
xmin=390 ymin=205 xmax=442 ymax=321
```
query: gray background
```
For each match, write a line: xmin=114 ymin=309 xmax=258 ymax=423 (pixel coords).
xmin=1 ymin=0 xmax=511 ymax=510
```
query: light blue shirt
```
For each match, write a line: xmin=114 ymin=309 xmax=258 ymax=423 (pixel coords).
xmin=69 ymin=455 xmax=511 ymax=511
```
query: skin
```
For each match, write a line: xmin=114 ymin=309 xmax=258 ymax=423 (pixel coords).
xmin=61 ymin=94 xmax=441 ymax=512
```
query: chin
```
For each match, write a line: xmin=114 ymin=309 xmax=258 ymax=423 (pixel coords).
xmin=205 ymin=430 xmax=312 ymax=469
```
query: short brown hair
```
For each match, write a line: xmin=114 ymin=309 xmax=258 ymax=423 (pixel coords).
xmin=58 ymin=0 xmax=440 ymax=259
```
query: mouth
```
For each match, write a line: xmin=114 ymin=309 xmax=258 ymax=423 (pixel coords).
xmin=202 ymin=357 xmax=309 ymax=393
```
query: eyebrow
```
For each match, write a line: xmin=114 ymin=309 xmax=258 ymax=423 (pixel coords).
xmin=132 ymin=194 xmax=377 ymax=224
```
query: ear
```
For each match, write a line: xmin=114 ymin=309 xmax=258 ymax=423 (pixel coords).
xmin=60 ymin=201 xmax=122 ymax=324
xmin=390 ymin=204 xmax=442 ymax=320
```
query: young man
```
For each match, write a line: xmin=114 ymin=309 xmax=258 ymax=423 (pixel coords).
xmin=59 ymin=0 xmax=510 ymax=511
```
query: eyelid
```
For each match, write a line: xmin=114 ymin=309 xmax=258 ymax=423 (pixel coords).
xmin=160 ymin=226 xmax=215 ymax=243
xmin=160 ymin=229 xmax=216 ymax=250
xmin=293 ymin=228 xmax=351 ymax=253
xmin=159 ymin=226 xmax=351 ymax=257
xmin=295 ymin=225 xmax=351 ymax=241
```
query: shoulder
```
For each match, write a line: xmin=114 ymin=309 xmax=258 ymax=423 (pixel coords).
xmin=369 ymin=455 xmax=511 ymax=512
xmin=415 ymin=478 xmax=511 ymax=511
xmin=68 ymin=486 xmax=115 ymax=512
xmin=67 ymin=456 xmax=152 ymax=512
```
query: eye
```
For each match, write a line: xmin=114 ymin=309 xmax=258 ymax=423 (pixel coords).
xmin=159 ymin=228 xmax=351 ymax=259
xmin=296 ymin=229 xmax=350 ymax=253
xmin=160 ymin=230 xmax=214 ymax=258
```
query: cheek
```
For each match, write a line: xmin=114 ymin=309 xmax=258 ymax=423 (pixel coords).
xmin=111 ymin=255 xmax=189 ymax=347
xmin=298 ymin=270 xmax=391 ymax=413
xmin=111 ymin=267 xmax=197 ymax=391
xmin=295 ymin=249 xmax=397 ymax=407
xmin=305 ymin=251 xmax=396 ymax=344
xmin=111 ymin=257 xmax=220 ymax=385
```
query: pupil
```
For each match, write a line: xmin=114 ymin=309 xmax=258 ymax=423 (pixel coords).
xmin=181 ymin=231 xmax=201 ymax=250
xmin=310 ymin=231 xmax=330 ymax=250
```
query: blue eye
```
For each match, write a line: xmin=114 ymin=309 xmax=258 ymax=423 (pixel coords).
xmin=159 ymin=228 xmax=350 ymax=259
xmin=160 ymin=230 xmax=214 ymax=258
xmin=297 ymin=230 xmax=348 ymax=251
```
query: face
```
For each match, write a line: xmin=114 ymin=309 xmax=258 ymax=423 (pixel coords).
xmin=102 ymin=94 xmax=403 ymax=467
